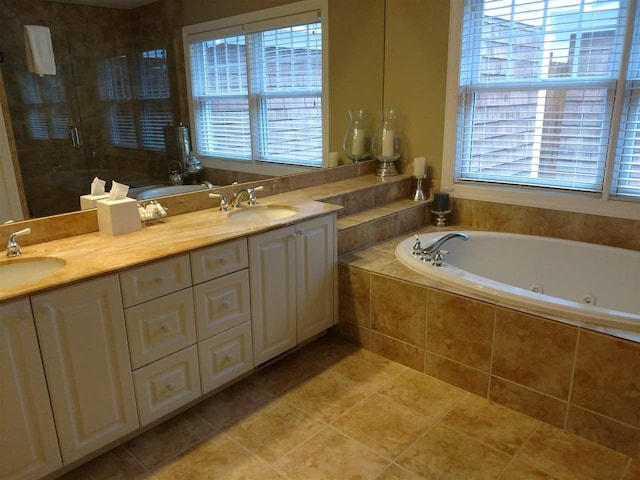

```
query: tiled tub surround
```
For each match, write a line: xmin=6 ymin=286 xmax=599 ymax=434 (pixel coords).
xmin=338 ymin=232 xmax=640 ymax=460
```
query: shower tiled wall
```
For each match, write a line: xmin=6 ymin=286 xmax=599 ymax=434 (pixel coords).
xmin=1 ymin=0 xmax=185 ymax=217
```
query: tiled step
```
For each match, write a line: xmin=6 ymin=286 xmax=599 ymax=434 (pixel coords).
xmin=295 ymin=173 xmax=430 ymax=256
xmin=337 ymin=199 xmax=429 ymax=256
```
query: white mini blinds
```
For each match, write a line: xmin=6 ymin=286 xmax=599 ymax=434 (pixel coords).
xmin=456 ymin=0 xmax=640 ymax=200
xmin=186 ymin=9 xmax=323 ymax=167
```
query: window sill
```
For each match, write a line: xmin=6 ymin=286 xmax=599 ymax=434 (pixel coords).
xmin=200 ymin=157 xmax=318 ymax=178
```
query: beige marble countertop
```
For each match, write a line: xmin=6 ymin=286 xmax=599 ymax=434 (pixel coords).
xmin=0 ymin=192 xmax=341 ymax=303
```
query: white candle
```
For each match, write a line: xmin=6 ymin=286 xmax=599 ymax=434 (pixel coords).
xmin=329 ymin=151 xmax=339 ymax=167
xmin=414 ymin=157 xmax=425 ymax=177
xmin=352 ymin=128 xmax=365 ymax=156
xmin=382 ymin=128 xmax=395 ymax=157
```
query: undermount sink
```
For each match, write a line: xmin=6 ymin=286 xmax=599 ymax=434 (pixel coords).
xmin=0 ymin=256 xmax=67 ymax=289
xmin=227 ymin=204 xmax=298 ymax=223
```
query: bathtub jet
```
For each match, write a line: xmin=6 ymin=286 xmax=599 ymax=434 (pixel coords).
xmin=396 ymin=231 xmax=640 ymax=332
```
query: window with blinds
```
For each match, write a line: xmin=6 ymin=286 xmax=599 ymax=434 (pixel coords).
xmin=456 ymin=0 xmax=640 ymax=201
xmin=186 ymin=3 xmax=325 ymax=168
xmin=98 ymin=49 xmax=172 ymax=151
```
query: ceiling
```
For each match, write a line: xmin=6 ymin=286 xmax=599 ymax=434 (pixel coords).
xmin=47 ymin=0 xmax=157 ymax=9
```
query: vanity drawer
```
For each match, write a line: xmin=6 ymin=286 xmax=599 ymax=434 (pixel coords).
xmin=193 ymin=269 xmax=251 ymax=341
xmin=125 ymin=289 xmax=197 ymax=369
xmin=133 ymin=345 xmax=201 ymax=426
xmin=120 ymin=255 xmax=191 ymax=307
xmin=190 ymin=238 xmax=248 ymax=284
xmin=198 ymin=322 xmax=253 ymax=394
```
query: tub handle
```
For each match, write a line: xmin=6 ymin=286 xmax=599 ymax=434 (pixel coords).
xmin=431 ymin=249 xmax=449 ymax=267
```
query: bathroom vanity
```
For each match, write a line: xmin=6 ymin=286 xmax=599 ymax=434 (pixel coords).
xmin=0 ymin=196 xmax=338 ymax=479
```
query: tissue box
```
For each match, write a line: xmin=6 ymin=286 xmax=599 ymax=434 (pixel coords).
xmin=80 ymin=194 xmax=109 ymax=210
xmin=97 ymin=198 xmax=141 ymax=236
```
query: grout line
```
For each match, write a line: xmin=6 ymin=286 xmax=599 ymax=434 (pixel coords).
xmin=564 ymin=328 xmax=582 ymax=430
xmin=495 ymin=423 xmax=542 ymax=478
xmin=487 ymin=306 xmax=498 ymax=401
xmin=619 ymin=457 xmax=633 ymax=480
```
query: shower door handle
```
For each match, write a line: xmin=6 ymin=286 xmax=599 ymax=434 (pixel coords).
xmin=70 ymin=126 xmax=82 ymax=149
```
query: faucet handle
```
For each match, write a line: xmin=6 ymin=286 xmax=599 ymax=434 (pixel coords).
xmin=6 ymin=228 xmax=31 ymax=257
xmin=247 ymin=185 xmax=264 ymax=205
xmin=209 ymin=193 xmax=229 ymax=212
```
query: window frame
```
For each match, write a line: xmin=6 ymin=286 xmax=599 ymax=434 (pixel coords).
xmin=182 ymin=0 xmax=329 ymax=177
xmin=442 ymin=0 xmax=640 ymax=221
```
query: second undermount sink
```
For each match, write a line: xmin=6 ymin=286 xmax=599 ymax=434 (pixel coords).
xmin=227 ymin=204 xmax=298 ymax=223
xmin=0 ymin=256 xmax=67 ymax=289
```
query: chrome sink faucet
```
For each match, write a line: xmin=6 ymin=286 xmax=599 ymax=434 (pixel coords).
xmin=232 ymin=185 xmax=264 ymax=208
xmin=6 ymin=228 xmax=31 ymax=257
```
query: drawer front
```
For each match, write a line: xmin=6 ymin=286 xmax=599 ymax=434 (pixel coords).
xmin=133 ymin=346 xmax=201 ymax=426
xmin=190 ymin=238 xmax=248 ymax=284
xmin=125 ymin=289 xmax=197 ymax=369
xmin=198 ymin=322 xmax=253 ymax=394
xmin=120 ymin=255 xmax=192 ymax=307
xmin=194 ymin=269 xmax=250 ymax=341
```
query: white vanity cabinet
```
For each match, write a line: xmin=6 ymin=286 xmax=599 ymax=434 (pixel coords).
xmin=0 ymin=299 xmax=62 ymax=480
xmin=31 ymin=275 xmax=139 ymax=465
xmin=250 ymin=214 xmax=336 ymax=365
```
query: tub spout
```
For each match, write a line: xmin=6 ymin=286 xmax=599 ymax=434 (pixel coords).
xmin=423 ymin=232 xmax=469 ymax=261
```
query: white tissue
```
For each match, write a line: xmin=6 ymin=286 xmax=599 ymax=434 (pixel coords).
xmin=91 ymin=177 xmax=106 ymax=196
xmin=108 ymin=181 xmax=129 ymax=201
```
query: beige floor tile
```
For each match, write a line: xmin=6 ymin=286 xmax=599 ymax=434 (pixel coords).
xmin=396 ymin=424 xmax=510 ymax=479
xmin=499 ymin=460 xmax=559 ymax=479
xmin=281 ymin=369 xmax=372 ymax=422
xmin=332 ymin=393 xmax=434 ymax=460
xmin=624 ymin=460 xmax=640 ymax=480
xmin=274 ymin=426 xmax=389 ymax=480
xmin=375 ymin=464 xmax=425 ymax=479
xmin=516 ymin=424 xmax=628 ymax=480
xmin=194 ymin=374 xmax=278 ymax=430
xmin=223 ymin=398 xmax=324 ymax=463
xmin=125 ymin=410 xmax=216 ymax=469
xmin=442 ymin=395 xmax=539 ymax=454
xmin=152 ymin=433 xmax=285 ymax=480
xmin=57 ymin=446 xmax=150 ymax=480
xmin=326 ymin=348 xmax=407 ymax=391
xmin=378 ymin=368 xmax=468 ymax=422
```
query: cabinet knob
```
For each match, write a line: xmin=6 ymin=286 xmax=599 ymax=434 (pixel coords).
xmin=160 ymin=324 xmax=169 ymax=333
xmin=219 ymin=301 xmax=230 ymax=310
xmin=224 ymin=354 xmax=234 ymax=362
xmin=289 ymin=234 xmax=296 ymax=239
xmin=166 ymin=383 xmax=176 ymax=392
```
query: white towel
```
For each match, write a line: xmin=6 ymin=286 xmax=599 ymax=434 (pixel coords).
xmin=24 ymin=25 xmax=56 ymax=77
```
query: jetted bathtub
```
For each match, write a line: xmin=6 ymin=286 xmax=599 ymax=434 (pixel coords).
xmin=395 ymin=231 xmax=640 ymax=332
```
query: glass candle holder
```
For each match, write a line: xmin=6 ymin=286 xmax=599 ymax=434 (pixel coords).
xmin=343 ymin=108 xmax=371 ymax=163
xmin=371 ymin=108 xmax=401 ymax=176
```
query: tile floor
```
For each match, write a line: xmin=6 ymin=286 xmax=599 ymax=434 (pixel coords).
xmin=59 ymin=333 xmax=639 ymax=480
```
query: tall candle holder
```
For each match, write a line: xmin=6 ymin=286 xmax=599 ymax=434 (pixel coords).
xmin=343 ymin=108 xmax=371 ymax=163
xmin=430 ymin=209 xmax=451 ymax=227
xmin=371 ymin=108 xmax=400 ymax=176
xmin=413 ymin=175 xmax=426 ymax=201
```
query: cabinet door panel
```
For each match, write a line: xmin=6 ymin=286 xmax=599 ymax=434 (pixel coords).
xmin=120 ymin=255 xmax=191 ymax=307
xmin=296 ymin=214 xmax=336 ymax=343
xmin=249 ymin=227 xmax=297 ymax=365
xmin=0 ymin=299 xmax=62 ymax=480
xmin=32 ymin=275 xmax=138 ymax=464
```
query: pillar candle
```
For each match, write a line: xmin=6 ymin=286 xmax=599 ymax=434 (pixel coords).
xmin=352 ymin=128 xmax=365 ymax=155
xmin=382 ymin=128 xmax=395 ymax=157
xmin=433 ymin=192 xmax=449 ymax=212
xmin=413 ymin=157 xmax=425 ymax=177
